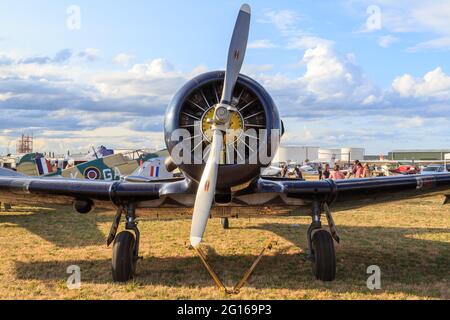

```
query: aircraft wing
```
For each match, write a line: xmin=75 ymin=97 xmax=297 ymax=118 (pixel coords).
xmin=2 ymin=166 xmax=450 ymax=214
xmin=264 ymin=173 xmax=450 ymax=211
xmin=0 ymin=168 xmax=177 ymax=208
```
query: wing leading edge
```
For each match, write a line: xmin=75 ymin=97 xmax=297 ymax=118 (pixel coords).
xmin=272 ymin=173 xmax=450 ymax=211
xmin=2 ymin=167 xmax=450 ymax=214
xmin=0 ymin=172 xmax=187 ymax=208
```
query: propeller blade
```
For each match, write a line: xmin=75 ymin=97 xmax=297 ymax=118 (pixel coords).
xmin=190 ymin=130 xmax=224 ymax=247
xmin=221 ymin=4 xmax=251 ymax=104
xmin=190 ymin=4 xmax=252 ymax=248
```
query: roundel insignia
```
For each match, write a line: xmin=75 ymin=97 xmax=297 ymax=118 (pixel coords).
xmin=84 ymin=167 xmax=101 ymax=180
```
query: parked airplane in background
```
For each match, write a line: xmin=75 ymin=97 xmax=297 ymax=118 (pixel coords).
xmin=389 ymin=164 xmax=420 ymax=175
xmin=126 ymin=157 xmax=176 ymax=182
xmin=261 ymin=165 xmax=282 ymax=177
xmin=16 ymin=153 xmax=55 ymax=176
xmin=16 ymin=150 xmax=162 ymax=181
xmin=421 ymin=165 xmax=448 ymax=175
xmin=58 ymin=150 xmax=158 ymax=181
xmin=1 ymin=4 xmax=450 ymax=293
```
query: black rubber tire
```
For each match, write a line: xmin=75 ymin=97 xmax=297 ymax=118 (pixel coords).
xmin=311 ymin=230 xmax=336 ymax=282
xmin=221 ymin=218 xmax=230 ymax=229
xmin=112 ymin=231 xmax=136 ymax=282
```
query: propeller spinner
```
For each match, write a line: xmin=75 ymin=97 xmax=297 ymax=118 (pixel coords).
xmin=190 ymin=4 xmax=251 ymax=248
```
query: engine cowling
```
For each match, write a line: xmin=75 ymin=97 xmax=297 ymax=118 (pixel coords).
xmin=164 ymin=71 xmax=282 ymax=190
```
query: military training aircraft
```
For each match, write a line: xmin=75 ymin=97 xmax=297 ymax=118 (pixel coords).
xmin=1 ymin=4 xmax=450 ymax=293
xmin=16 ymin=150 xmax=162 ymax=181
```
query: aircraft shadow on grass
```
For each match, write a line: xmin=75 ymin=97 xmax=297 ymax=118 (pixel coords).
xmin=0 ymin=207 xmax=111 ymax=247
xmin=12 ymin=219 xmax=450 ymax=298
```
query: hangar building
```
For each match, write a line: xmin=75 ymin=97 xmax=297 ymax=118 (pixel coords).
xmin=272 ymin=146 xmax=320 ymax=164
xmin=272 ymin=146 xmax=365 ymax=164
xmin=318 ymin=148 xmax=365 ymax=163
xmin=388 ymin=149 xmax=450 ymax=161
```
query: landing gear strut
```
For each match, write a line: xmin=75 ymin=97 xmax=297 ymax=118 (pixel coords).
xmin=306 ymin=201 xmax=337 ymax=282
xmin=108 ymin=204 xmax=141 ymax=282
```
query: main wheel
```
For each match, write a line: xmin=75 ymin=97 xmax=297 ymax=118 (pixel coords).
xmin=112 ymin=231 xmax=136 ymax=282
xmin=221 ymin=218 xmax=230 ymax=229
xmin=311 ymin=230 xmax=336 ymax=281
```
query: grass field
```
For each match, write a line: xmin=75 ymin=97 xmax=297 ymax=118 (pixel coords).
xmin=0 ymin=195 xmax=449 ymax=300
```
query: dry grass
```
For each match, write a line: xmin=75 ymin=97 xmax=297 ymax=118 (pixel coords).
xmin=0 ymin=196 xmax=449 ymax=300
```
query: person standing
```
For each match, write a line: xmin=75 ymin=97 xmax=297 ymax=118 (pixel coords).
xmin=349 ymin=160 xmax=364 ymax=178
xmin=280 ymin=164 xmax=287 ymax=178
xmin=362 ymin=163 xmax=372 ymax=178
xmin=355 ymin=162 xmax=364 ymax=178
xmin=294 ymin=165 xmax=304 ymax=180
xmin=318 ymin=164 xmax=323 ymax=180
xmin=323 ymin=164 xmax=331 ymax=180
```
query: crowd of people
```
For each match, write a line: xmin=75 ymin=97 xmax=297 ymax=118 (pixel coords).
xmin=279 ymin=164 xmax=304 ymax=180
xmin=278 ymin=160 xmax=373 ymax=181
xmin=318 ymin=160 xmax=371 ymax=181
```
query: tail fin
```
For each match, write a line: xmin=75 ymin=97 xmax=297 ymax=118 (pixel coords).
xmin=17 ymin=153 xmax=54 ymax=176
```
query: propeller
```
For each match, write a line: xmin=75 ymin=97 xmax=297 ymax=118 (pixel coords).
xmin=190 ymin=4 xmax=251 ymax=248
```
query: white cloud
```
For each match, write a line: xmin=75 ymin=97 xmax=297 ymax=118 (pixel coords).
xmin=259 ymin=8 xmax=333 ymax=53
xmin=258 ymin=9 xmax=299 ymax=34
xmin=77 ymin=48 xmax=100 ymax=61
xmin=91 ymin=59 xmax=189 ymax=102
xmin=363 ymin=94 xmax=382 ymax=105
xmin=256 ymin=7 xmax=376 ymax=105
xmin=300 ymin=42 xmax=374 ymax=102
xmin=0 ymin=53 xmax=206 ymax=153
xmin=409 ymin=1 xmax=450 ymax=34
xmin=0 ymin=92 xmax=13 ymax=101
xmin=114 ymin=53 xmax=134 ymax=66
xmin=32 ymin=127 xmax=165 ymax=154
xmin=287 ymin=36 xmax=334 ymax=50
xmin=355 ymin=0 xmax=450 ymax=50
xmin=396 ymin=116 xmax=424 ymax=129
xmin=407 ymin=37 xmax=450 ymax=52
xmin=1 ymin=44 xmax=450 ymax=154
xmin=242 ymin=64 xmax=274 ymax=75
xmin=129 ymin=58 xmax=175 ymax=76
xmin=354 ymin=0 xmax=450 ymax=33
xmin=378 ymin=35 xmax=398 ymax=48
xmin=248 ymin=39 xmax=277 ymax=49
xmin=392 ymin=67 xmax=450 ymax=99
xmin=0 ymin=52 xmax=14 ymax=65
xmin=19 ymin=48 xmax=73 ymax=64
xmin=1 ymin=48 xmax=100 ymax=67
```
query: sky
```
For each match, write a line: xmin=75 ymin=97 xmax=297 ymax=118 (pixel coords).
xmin=1 ymin=0 xmax=450 ymax=155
